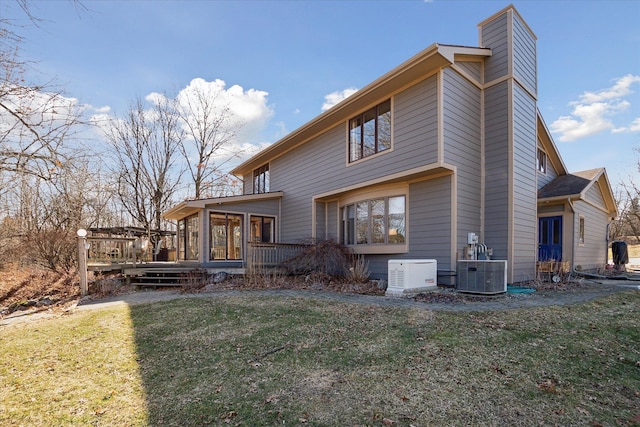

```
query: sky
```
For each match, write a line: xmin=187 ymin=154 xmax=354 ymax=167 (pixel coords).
xmin=2 ymin=0 xmax=640 ymax=190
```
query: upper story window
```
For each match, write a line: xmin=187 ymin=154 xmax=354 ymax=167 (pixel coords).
xmin=536 ymin=148 xmax=547 ymax=174
xmin=349 ymin=100 xmax=391 ymax=163
xmin=253 ymin=164 xmax=269 ymax=194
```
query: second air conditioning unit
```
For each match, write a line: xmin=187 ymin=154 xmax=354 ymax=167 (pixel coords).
xmin=456 ymin=260 xmax=507 ymax=294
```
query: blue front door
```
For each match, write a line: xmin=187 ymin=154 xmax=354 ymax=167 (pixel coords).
xmin=538 ymin=216 xmax=562 ymax=261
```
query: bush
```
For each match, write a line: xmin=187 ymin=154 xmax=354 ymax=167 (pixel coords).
xmin=282 ymin=239 xmax=351 ymax=277
xmin=346 ymin=255 xmax=370 ymax=283
xmin=27 ymin=230 xmax=77 ymax=272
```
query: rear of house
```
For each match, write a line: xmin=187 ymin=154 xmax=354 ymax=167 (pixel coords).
xmin=164 ymin=5 xmax=617 ymax=284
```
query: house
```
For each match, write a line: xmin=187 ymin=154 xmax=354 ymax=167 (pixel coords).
xmin=163 ymin=5 xmax=617 ymax=284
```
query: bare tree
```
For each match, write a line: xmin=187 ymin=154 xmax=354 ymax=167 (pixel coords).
xmin=105 ymin=97 xmax=183 ymax=236
xmin=176 ymin=83 xmax=241 ymax=199
xmin=0 ymin=6 xmax=84 ymax=182
xmin=610 ymin=148 xmax=640 ymax=243
xmin=0 ymin=1 xmax=96 ymax=271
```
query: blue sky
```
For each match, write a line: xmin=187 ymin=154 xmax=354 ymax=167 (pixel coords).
xmin=3 ymin=0 xmax=640 ymax=188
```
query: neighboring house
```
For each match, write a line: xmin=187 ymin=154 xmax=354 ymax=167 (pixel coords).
xmin=164 ymin=5 xmax=617 ymax=284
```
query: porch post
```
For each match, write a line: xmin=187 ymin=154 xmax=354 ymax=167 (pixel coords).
xmin=77 ymin=229 xmax=88 ymax=296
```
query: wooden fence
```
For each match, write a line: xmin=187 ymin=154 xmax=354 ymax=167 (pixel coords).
xmin=247 ymin=242 xmax=310 ymax=274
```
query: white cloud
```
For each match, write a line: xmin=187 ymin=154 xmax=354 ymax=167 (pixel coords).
xmin=612 ymin=117 xmax=640 ymax=134
xmin=577 ymin=74 xmax=640 ymax=104
xmin=175 ymin=78 xmax=273 ymax=145
xmin=550 ymin=74 xmax=640 ymax=142
xmin=321 ymin=87 xmax=358 ymax=111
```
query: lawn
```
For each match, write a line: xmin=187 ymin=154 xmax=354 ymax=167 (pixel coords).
xmin=1 ymin=291 xmax=639 ymax=426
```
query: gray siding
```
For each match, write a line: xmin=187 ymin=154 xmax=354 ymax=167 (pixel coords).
xmin=326 ymin=201 xmax=338 ymax=241
xmin=512 ymin=12 xmax=537 ymax=94
xmin=456 ymin=60 xmax=482 ymax=83
xmin=573 ymin=181 xmax=610 ymax=270
xmin=537 ymin=149 xmax=558 ymax=189
xmin=573 ymin=200 xmax=609 ymax=270
xmin=585 ymin=182 xmax=606 ymax=208
xmin=406 ymin=176 xmax=453 ymax=269
xmin=442 ymin=67 xmax=482 ymax=253
xmin=481 ymin=12 xmax=509 ymax=83
xmin=269 ymin=75 xmax=439 ymax=242
xmin=483 ymin=82 xmax=510 ymax=260
xmin=511 ymin=82 xmax=538 ymax=282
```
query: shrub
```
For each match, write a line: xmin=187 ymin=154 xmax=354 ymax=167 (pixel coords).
xmin=281 ymin=239 xmax=351 ymax=277
xmin=346 ymin=255 xmax=370 ymax=283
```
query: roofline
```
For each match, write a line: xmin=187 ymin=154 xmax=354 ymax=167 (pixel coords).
xmin=163 ymin=191 xmax=284 ymax=220
xmin=231 ymin=44 xmax=491 ymax=176
xmin=537 ymin=111 xmax=568 ymax=176
xmin=478 ymin=4 xmax=537 ymax=42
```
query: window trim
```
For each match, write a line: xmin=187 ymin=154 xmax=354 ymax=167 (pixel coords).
xmin=578 ymin=215 xmax=585 ymax=246
xmin=347 ymin=99 xmax=393 ymax=164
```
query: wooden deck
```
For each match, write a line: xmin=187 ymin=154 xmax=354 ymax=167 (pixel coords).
xmin=85 ymin=238 xmax=309 ymax=287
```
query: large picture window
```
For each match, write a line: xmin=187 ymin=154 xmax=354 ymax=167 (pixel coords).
xmin=349 ymin=100 xmax=391 ymax=162
xmin=341 ymin=195 xmax=405 ymax=246
xmin=210 ymin=213 xmax=242 ymax=260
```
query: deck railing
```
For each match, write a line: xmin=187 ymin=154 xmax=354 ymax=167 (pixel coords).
xmin=247 ymin=242 xmax=310 ymax=274
xmin=86 ymin=236 xmax=140 ymax=266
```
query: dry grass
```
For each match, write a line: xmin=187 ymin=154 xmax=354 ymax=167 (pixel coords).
xmin=0 ymin=265 xmax=80 ymax=316
xmin=0 ymin=307 xmax=147 ymax=426
xmin=1 ymin=291 xmax=639 ymax=426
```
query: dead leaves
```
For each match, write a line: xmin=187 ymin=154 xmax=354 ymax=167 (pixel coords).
xmin=537 ymin=378 xmax=559 ymax=393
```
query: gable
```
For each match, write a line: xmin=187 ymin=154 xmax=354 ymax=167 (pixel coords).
xmin=538 ymin=168 xmax=617 ymax=218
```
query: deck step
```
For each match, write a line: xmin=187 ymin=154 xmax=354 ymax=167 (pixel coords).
xmin=133 ymin=282 xmax=183 ymax=287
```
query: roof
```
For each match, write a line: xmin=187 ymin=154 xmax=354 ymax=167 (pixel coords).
xmin=231 ymin=43 xmax=491 ymax=176
xmin=163 ymin=191 xmax=283 ymax=220
xmin=538 ymin=172 xmax=594 ymax=199
xmin=538 ymin=168 xmax=618 ymax=217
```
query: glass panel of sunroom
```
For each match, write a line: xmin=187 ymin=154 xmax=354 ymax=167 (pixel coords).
xmin=210 ymin=214 xmax=227 ymax=260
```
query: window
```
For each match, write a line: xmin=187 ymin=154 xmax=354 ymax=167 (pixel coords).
xmin=250 ymin=216 xmax=275 ymax=243
xmin=253 ymin=164 xmax=269 ymax=194
xmin=178 ymin=214 xmax=199 ymax=261
xmin=579 ymin=216 xmax=585 ymax=245
xmin=537 ymin=148 xmax=547 ymax=173
xmin=349 ymin=100 xmax=391 ymax=162
xmin=210 ymin=213 xmax=242 ymax=260
xmin=341 ymin=195 xmax=405 ymax=246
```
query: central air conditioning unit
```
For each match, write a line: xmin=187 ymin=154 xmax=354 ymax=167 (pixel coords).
xmin=386 ymin=259 xmax=437 ymax=297
xmin=456 ymin=260 xmax=507 ymax=294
